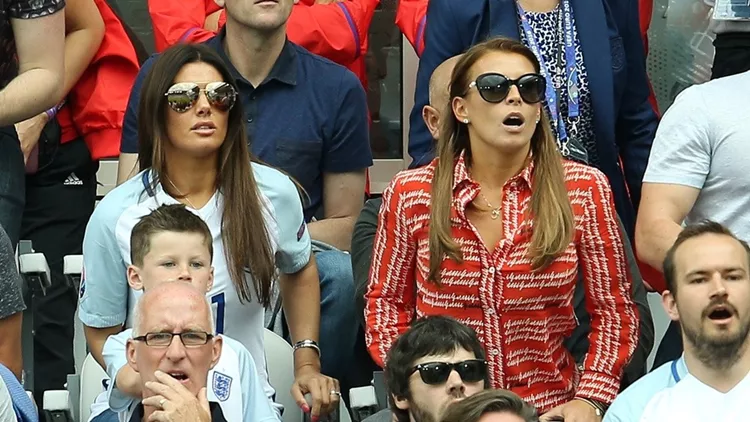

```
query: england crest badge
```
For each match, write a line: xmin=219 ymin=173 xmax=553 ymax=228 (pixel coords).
xmin=212 ymin=371 xmax=233 ymax=402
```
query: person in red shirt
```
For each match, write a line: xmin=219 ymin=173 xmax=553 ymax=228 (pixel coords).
xmin=147 ymin=0 xmax=377 ymax=90
xmin=11 ymin=0 xmax=140 ymax=405
xmin=365 ymin=37 xmax=638 ymax=420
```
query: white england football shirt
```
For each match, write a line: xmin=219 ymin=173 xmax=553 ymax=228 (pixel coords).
xmin=639 ymin=368 xmax=750 ymax=421
xmin=79 ymin=163 xmax=312 ymax=412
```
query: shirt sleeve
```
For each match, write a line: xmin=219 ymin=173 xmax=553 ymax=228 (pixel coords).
xmin=120 ymin=55 xmax=157 ymax=154
xmin=8 ymin=0 xmax=64 ymax=19
xmin=78 ymin=203 xmax=130 ymax=328
xmin=147 ymin=0 xmax=219 ymax=52
xmin=364 ymin=177 xmax=418 ymax=367
xmin=642 ymin=86 xmax=711 ymax=189
xmin=288 ymin=0 xmax=377 ymax=67
xmin=103 ymin=331 xmax=136 ymax=412
xmin=266 ymin=172 xmax=312 ymax=275
xmin=395 ymin=0 xmax=428 ymax=56
xmin=576 ymin=168 xmax=639 ymax=404
xmin=230 ymin=337 xmax=281 ymax=422
xmin=322 ymin=69 xmax=372 ymax=173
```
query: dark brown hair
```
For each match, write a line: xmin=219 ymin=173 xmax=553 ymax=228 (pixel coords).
xmin=137 ymin=43 xmax=276 ymax=306
xmin=663 ymin=220 xmax=750 ymax=293
xmin=130 ymin=204 xmax=213 ymax=267
xmin=439 ymin=389 xmax=539 ymax=422
xmin=428 ymin=37 xmax=574 ymax=282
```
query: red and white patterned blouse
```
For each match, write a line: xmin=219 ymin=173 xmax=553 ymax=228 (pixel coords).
xmin=365 ymin=154 xmax=638 ymax=411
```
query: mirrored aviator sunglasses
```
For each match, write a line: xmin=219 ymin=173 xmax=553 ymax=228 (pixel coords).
xmin=410 ymin=359 xmax=487 ymax=385
xmin=165 ymin=81 xmax=238 ymax=113
xmin=470 ymin=72 xmax=546 ymax=104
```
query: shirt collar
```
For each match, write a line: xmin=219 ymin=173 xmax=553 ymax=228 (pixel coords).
xmin=208 ymin=29 xmax=298 ymax=87
xmin=451 ymin=150 xmax=534 ymax=192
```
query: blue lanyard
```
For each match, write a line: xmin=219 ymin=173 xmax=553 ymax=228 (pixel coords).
xmin=671 ymin=359 xmax=681 ymax=383
xmin=516 ymin=0 xmax=580 ymax=144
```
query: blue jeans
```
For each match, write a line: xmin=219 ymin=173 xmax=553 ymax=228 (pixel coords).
xmin=0 ymin=126 xmax=25 ymax=249
xmin=316 ymin=249 xmax=357 ymax=382
xmin=90 ymin=409 xmax=119 ymax=422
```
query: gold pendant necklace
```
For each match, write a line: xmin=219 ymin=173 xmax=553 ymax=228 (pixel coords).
xmin=478 ymin=191 xmax=501 ymax=220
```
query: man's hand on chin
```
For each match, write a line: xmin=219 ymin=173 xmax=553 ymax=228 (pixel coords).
xmin=142 ymin=371 xmax=212 ymax=422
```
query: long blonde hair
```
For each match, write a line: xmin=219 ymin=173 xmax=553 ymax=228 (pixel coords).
xmin=428 ymin=37 xmax=575 ymax=283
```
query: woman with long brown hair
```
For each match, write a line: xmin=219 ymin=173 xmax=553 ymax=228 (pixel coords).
xmin=79 ymin=43 xmax=339 ymax=420
xmin=365 ymin=37 xmax=638 ymax=421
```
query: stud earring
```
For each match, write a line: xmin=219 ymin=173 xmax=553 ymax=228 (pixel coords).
xmin=463 ymin=118 xmax=470 ymax=124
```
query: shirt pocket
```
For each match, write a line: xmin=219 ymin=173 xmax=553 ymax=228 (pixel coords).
xmin=275 ymin=141 xmax=323 ymax=189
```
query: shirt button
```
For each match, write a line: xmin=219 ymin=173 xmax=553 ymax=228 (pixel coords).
xmin=489 ymin=267 xmax=495 ymax=274
xmin=247 ymin=117 xmax=254 ymax=123
xmin=491 ymin=349 xmax=499 ymax=356
xmin=486 ymin=308 xmax=494 ymax=315
xmin=251 ymin=94 xmax=257 ymax=100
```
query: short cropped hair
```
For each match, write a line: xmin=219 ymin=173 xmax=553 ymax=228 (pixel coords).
xmin=130 ymin=204 xmax=213 ymax=267
xmin=385 ymin=316 xmax=488 ymax=422
xmin=439 ymin=389 xmax=538 ymax=422
xmin=663 ymin=220 xmax=750 ymax=293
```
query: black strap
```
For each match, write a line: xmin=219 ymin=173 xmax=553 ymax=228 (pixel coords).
xmin=101 ymin=0 xmax=151 ymax=65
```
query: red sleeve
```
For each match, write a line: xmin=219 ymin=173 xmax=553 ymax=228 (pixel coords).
xmin=287 ymin=0 xmax=378 ymax=67
xmin=396 ymin=0 xmax=428 ymax=57
xmin=66 ymin=0 xmax=141 ymax=160
xmin=364 ymin=176 xmax=417 ymax=367
xmin=147 ymin=0 xmax=219 ymax=52
xmin=575 ymin=169 xmax=639 ymax=405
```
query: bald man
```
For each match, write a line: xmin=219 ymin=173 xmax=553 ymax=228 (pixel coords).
xmin=351 ymin=55 xmax=460 ymax=329
xmin=125 ymin=282 xmax=226 ymax=422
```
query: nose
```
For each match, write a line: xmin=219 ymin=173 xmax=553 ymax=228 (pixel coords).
xmin=194 ymin=90 xmax=211 ymax=116
xmin=505 ymin=83 xmax=522 ymax=105
xmin=709 ymin=273 xmax=729 ymax=298
xmin=445 ymin=369 xmax=466 ymax=395
xmin=165 ymin=335 xmax=188 ymax=361
xmin=177 ymin=264 xmax=192 ymax=282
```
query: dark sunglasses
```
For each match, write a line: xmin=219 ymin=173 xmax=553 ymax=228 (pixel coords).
xmin=469 ymin=72 xmax=545 ymax=104
xmin=409 ymin=359 xmax=487 ymax=385
xmin=165 ymin=81 xmax=237 ymax=113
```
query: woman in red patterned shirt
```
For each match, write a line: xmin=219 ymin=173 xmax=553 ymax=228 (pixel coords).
xmin=365 ymin=37 xmax=638 ymax=421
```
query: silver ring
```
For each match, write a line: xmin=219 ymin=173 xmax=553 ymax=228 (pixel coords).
xmin=330 ymin=390 xmax=341 ymax=397
xmin=160 ymin=398 xmax=166 ymax=406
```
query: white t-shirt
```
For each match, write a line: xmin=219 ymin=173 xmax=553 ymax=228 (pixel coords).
xmin=639 ymin=369 xmax=750 ymax=421
xmin=78 ymin=163 xmax=312 ymax=411
xmin=642 ymin=70 xmax=750 ymax=241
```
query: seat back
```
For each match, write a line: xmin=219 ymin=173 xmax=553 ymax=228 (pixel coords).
xmin=79 ymin=354 xmax=109 ymax=422
xmin=263 ymin=329 xmax=302 ymax=422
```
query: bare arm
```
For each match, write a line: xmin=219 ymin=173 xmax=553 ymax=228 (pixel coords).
xmin=114 ymin=364 xmax=142 ymax=397
xmin=59 ymin=0 xmax=105 ymax=96
xmin=0 ymin=10 xmax=66 ymax=125
xmin=116 ymin=153 xmax=139 ymax=186
xmin=0 ymin=313 xmax=23 ymax=379
xmin=84 ymin=324 xmax=123 ymax=369
xmin=307 ymin=170 xmax=366 ymax=251
xmin=280 ymin=256 xmax=322 ymax=372
xmin=635 ymin=183 xmax=700 ymax=271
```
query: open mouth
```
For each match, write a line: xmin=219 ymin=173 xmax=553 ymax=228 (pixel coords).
xmin=503 ymin=116 xmax=524 ymax=126
xmin=168 ymin=372 xmax=189 ymax=382
xmin=707 ymin=305 xmax=734 ymax=321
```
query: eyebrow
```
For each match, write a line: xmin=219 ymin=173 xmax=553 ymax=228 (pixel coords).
xmin=685 ymin=267 xmax=746 ymax=278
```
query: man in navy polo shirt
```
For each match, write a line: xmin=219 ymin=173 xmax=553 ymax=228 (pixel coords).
xmin=116 ymin=0 xmax=372 ymax=385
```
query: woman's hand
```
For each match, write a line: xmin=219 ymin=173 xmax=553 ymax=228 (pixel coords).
xmin=291 ymin=365 xmax=341 ymax=421
xmin=540 ymin=399 xmax=602 ymax=422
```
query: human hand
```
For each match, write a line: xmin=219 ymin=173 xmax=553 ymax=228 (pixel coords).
xmin=141 ymin=371 xmax=211 ymax=422
xmin=291 ymin=365 xmax=340 ymax=421
xmin=540 ymin=399 xmax=602 ymax=422
xmin=14 ymin=112 xmax=47 ymax=164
